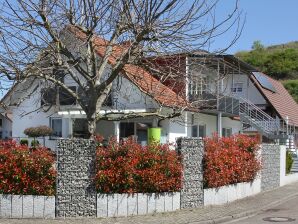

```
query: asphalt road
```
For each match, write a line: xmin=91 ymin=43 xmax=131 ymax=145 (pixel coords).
xmin=226 ymin=194 xmax=298 ymax=224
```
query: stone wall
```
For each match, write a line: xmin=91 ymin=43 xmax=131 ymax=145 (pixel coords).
xmin=261 ymin=144 xmax=280 ymax=191
xmin=97 ymin=192 xmax=180 ymax=217
xmin=56 ymin=139 xmax=97 ymax=218
xmin=176 ymin=137 xmax=204 ymax=209
xmin=0 ymin=195 xmax=55 ymax=218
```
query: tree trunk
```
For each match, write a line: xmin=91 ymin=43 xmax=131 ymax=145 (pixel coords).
xmin=86 ymin=113 xmax=97 ymax=139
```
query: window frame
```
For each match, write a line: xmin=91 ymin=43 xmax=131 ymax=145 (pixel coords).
xmin=191 ymin=125 xmax=198 ymax=137
xmin=231 ymin=82 xmax=244 ymax=93
xmin=198 ymin=124 xmax=206 ymax=138
xmin=222 ymin=127 xmax=232 ymax=137
xmin=49 ymin=117 xmax=63 ymax=139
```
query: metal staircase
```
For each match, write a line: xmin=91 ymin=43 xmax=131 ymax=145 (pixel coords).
xmin=238 ymin=97 xmax=297 ymax=141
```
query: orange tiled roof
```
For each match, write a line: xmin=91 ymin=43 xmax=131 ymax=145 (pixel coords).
xmin=66 ymin=26 xmax=188 ymax=109
xmin=251 ymin=73 xmax=298 ymax=127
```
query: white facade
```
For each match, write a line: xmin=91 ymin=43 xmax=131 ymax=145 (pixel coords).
xmin=3 ymin=52 xmax=251 ymax=148
xmin=223 ymin=73 xmax=267 ymax=105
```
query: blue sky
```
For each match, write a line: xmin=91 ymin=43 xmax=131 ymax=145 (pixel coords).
xmin=211 ymin=0 xmax=298 ymax=53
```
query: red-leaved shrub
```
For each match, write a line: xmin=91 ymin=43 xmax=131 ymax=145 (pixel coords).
xmin=95 ymin=137 xmax=182 ymax=193
xmin=0 ymin=141 xmax=56 ymax=195
xmin=203 ymin=134 xmax=261 ymax=188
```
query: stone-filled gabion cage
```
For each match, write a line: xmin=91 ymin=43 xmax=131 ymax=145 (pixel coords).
xmin=56 ymin=139 xmax=97 ymax=218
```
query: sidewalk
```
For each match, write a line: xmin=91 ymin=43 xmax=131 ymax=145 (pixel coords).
xmin=1 ymin=181 xmax=298 ymax=224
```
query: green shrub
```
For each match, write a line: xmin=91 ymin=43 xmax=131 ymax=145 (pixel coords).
xmin=24 ymin=125 xmax=53 ymax=137
xmin=286 ymin=151 xmax=294 ymax=174
xmin=31 ymin=140 xmax=40 ymax=148
xmin=20 ymin=139 xmax=28 ymax=146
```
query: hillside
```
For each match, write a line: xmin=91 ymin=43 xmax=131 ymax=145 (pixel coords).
xmin=235 ymin=41 xmax=298 ymax=102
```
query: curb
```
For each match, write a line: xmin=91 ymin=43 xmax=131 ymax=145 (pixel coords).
xmin=194 ymin=192 xmax=298 ymax=224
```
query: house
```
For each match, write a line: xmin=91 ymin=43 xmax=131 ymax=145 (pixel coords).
xmin=1 ymin=26 xmax=297 ymax=150
xmin=146 ymin=53 xmax=298 ymax=145
xmin=0 ymin=104 xmax=12 ymax=139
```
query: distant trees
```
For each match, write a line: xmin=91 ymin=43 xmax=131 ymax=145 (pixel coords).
xmin=236 ymin=41 xmax=298 ymax=80
xmin=283 ymin=80 xmax=298 ymax=103
xmin=236 ymin=41 xmax=298 ymax=103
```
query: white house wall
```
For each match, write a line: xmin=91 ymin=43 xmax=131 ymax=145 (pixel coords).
xmin=190 ymin=113 xmax=217 ymax=137
xmin=10 ymin=84 xmax=65 ymax=149
xmin=167 ymin=114 xmax=188 ymax=144
xmin=222 ymin=117 xmax=242 ymax=135
xmin=112 ymin=76 xmax=157 ymax=110
xmin=224 ymin=74 xmax=267 ymax=105
xmin=166 ymin=112 xmax=242 ymax=144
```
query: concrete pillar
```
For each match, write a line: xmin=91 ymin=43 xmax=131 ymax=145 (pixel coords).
xmin=152 ymin=118 xmax=158 ymax=128
xmin=114 ymin=121 xmax=120 ymax=142
xmin=68 ymin=118 xmax=73 ymax=138
xmin=217 ymin=112 xmax=222 ymax=137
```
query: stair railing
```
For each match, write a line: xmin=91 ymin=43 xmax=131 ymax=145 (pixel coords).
xmin=239 ymin=97 xmax=279 ymax=134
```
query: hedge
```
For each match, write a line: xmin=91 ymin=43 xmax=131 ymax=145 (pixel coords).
xmin=203 ymin=134 xmax=261 ymax=188
xmin=0 ymin=140 xmax=56 ymax=195
xmin=95 ymin=136 xmax=183 ymax=193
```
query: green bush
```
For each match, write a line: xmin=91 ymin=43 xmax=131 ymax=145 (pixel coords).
xmin=31 ymin=140 xmax=40 ymax=148
xmin=283 ymin=80 xmax=298 ymax=103
xmin=24 ymin=125 xmax=53 ymax=137
xmin=20 ymin=139 xmax=28 ymax=146
xmin=286 ymin=151 xmax=294 ymax=174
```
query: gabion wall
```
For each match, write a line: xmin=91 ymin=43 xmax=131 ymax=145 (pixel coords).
xmin=56 ymin=139 xmax=97 ymax=218
xmin=261 ymin=144 xmax=280 ymax=191
xmin=177 ymin=137 xmax=204 ymax=209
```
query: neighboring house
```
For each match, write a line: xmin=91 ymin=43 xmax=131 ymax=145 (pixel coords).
xmin=1 ymin=26 xmax=297 ymax=150
xmin=0 ymin=105 xmax=12 ymax=139
xmin=177 ymin=54 xmax=298 ymax=149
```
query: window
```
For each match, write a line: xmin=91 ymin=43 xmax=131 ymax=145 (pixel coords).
xmin=199 ymin=124 xmax=206 ymax=138
xmin=50 ymin=118 xmax=62 ymax=137
xmin=190 ymin=77 xmax=208 ymax=96
xmin=72 ymin=118 xmax=89 ymax=139
xmin=191 ymin=125 xmax=198 ymax=137
xmin=59 ymin=86 xmax=77 ymax=105
xmin=231 ymin=82 xmax=243 ymax=93
xmin=222 ymin=128 xmax=232 ymax=137
xmin=120 ymin=122 xmax=152 ymax=144
xmin=41 ymin=86 xmax=77 ymax=106
xmin=120 ymin=122 xmax=135 ymax=138
xmin=136 ymin=123 xmax=152 ymax=143
xmin=41 ymin=87 xmax=56 ymax=106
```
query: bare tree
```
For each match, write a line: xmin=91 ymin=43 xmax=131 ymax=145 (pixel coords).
xmin=0 ymin=0 xmax=242 ymax=137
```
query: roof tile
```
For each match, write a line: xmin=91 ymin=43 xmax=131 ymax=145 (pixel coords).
xmin=67 ymin=26 xmax=188 ymax=109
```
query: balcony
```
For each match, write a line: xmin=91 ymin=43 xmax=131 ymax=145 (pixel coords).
xmin=189 ymin=92 xmax=240 ymax=116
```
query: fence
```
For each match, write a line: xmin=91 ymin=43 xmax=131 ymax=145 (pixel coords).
xmin=0 ymin=138 xmax=295 ymax=219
